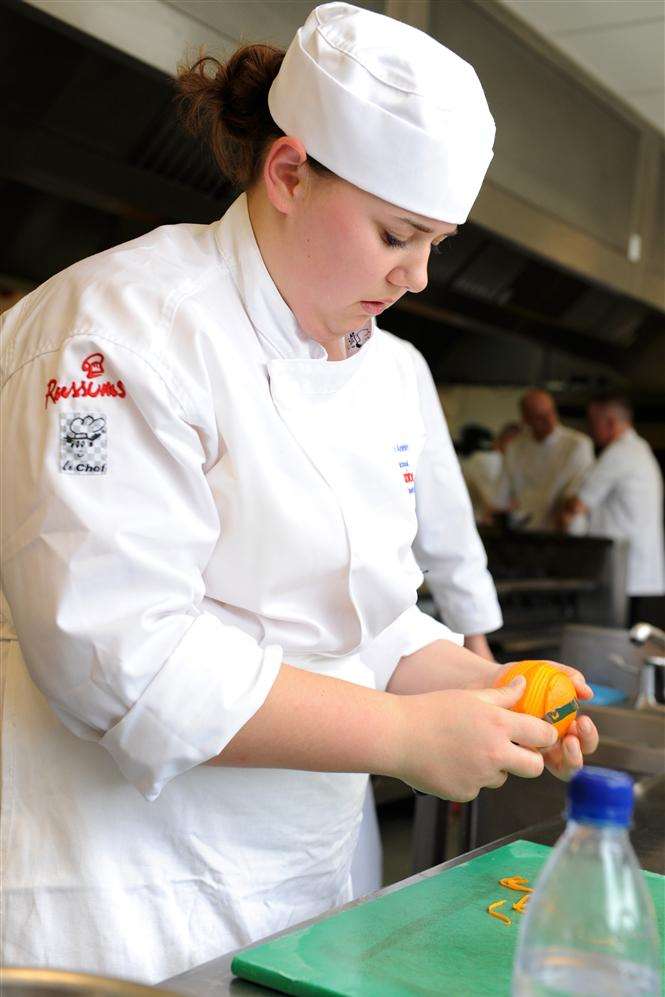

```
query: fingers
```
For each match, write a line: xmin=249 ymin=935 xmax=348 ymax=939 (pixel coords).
xmin=476 ymin=675 xmax=526 ymax=708
xmin=502 ymin=742 xmax=545 ymax=780
xmin=485 ymin=770 xmax=509 ymax=790
xmin=542 ymin=740 xmax=563 ymax=775
xmin=562 ymin=733 xmax=583 ymax=770
xmin=542 ymin=716 xmax=599 ymax=782
xmin=508 ymin=712 xmax=558 ymax=750
xmin=574 ymin=714 xmax=599 ymax=754
xmin=544 ymin=735 xmax=584 ymax=782
xmin=557 ymin=716 xmax=599 ymax=756
xmin=544 ymin=660 xmax=593 ymax=700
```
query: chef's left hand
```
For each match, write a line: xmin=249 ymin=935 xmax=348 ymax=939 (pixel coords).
xmin=539 ymin=662 xmax=599 ymax=781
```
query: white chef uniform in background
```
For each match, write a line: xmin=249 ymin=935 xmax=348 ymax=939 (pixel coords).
xmin=462 ymin=448 xmax=504 ymax=521
xmin=1 ymin=2 xmax=495 ymax=981
xmin=498 ymin=424 xmax=594 ymax=531
xmin=576 ymin=429 xmax=665 ymax=597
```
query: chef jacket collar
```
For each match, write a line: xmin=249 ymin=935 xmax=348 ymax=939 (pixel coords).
xmin=215 ymin=193 xmax=373 ymax=362
xmin=604 ymin=426 xmax=637 ymax=453
xmin=525 ymin=424 xmax=562 ymax=447
xmin=619 ymin=427 xmax=637 ymax=444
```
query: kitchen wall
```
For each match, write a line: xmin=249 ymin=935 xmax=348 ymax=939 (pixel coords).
xmin=438 ymin=385 xmax=522 ymax=440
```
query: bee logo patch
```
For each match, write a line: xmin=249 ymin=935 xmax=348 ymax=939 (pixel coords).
xmin=60 ymin=412 xmax=107 ymax=474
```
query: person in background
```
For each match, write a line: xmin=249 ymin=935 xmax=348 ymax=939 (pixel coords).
xmin=462 ymin=421 xmax=520 ymax=524
xmin=351 ymin=344 xmax=505 ymax=897
xmin=495 ymin=388 xmax=594 ymax=530
xmin=456 ymin=422 xmax=494 ymax=458
xmin=560 ymin=394 xmax=664 ymax=623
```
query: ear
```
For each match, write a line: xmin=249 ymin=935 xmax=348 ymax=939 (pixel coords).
xmin=262 ymin=136 xmax=309 ymax=215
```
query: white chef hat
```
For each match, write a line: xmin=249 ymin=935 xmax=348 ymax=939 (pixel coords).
xmin=268 ymin=2 xmax=495 ymax=224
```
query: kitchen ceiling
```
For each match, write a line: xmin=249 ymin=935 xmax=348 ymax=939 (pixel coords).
xmin=496 ymin=0 xmax=664 ymax=134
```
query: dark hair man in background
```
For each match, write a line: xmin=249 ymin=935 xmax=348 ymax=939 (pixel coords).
xmin=561 ymin=393 xmax=664 ymax=624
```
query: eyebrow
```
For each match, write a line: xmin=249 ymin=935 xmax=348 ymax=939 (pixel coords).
xmin=393 ymin=216 xmax=459 ymax=237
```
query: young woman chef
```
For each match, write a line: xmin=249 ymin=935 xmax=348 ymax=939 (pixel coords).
xmin=0 ymin=2 xmax=598 ymax=983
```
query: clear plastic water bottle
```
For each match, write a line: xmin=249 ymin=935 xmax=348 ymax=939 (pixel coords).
xmin=512 ymin=766 xmax=662 ymax=996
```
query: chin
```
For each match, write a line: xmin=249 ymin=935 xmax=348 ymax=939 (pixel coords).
xmin=304 ymin=304 xmax=363 ymax=345
xmin=315 ymin=316 xmax=356 ymax=341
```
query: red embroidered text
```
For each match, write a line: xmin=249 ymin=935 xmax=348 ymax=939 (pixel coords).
xmin=45 ymin=353 xmax=126 ymax=408
xmin=45 ymin=379 xmax=126 ymax=409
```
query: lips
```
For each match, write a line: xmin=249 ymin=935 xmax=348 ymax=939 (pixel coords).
xmin=360 ymin=299 xmax=396 ymax=316
xmin=359 ymin=302 xmax=384 ymax=316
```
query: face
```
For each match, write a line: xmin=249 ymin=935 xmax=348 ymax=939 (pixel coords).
xmin=587 ymin=404 xmax=613 ymax=448
xmin=521 ymin=392 xmax=558 ymax=442
xmin=271 ymin=170 xmax=457 ymax=349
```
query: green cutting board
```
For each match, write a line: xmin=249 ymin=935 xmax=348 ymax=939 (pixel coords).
xmin=232 ymin=839 xmax=664 ymax=997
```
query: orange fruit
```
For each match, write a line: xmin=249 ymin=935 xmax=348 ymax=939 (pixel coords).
xmin=495 ymin=660 xmax=578 ymax=739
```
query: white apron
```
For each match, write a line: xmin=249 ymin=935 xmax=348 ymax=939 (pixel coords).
xmin=1 ymin=635 xmax=368 ymax=981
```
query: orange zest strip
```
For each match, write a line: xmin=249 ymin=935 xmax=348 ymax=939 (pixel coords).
xmin=488 ymin=899 xmax=512 ymax=925
xmin=512 ymin=893 xmax=530 ymax=913
xmin=499 ymin=875 xmax=534 ymax=893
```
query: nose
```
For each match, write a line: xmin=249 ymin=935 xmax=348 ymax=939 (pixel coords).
xmin=408 ymin=259 xmax=429 ymax=294
xmin=388 ymin=249 xmax=430 ymax=295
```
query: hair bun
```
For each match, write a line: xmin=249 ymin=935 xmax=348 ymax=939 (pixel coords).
xmin=175 ymin=44 xmax=285 ymax=188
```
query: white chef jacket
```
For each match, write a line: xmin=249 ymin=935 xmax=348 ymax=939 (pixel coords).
xmin=389 ymin=339 xmax=502 ymax=635
xmin=461 ymin=450 xmax=504 ymax=523
xmin=575 ymin=428 xmax=665 ymax=597
xmin=497 ymin=424 xmax=594 ymax=531
xmin=0 ymin=193 xmax=461 ymax=981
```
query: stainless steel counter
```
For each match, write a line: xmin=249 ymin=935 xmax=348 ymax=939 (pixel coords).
xmin=161 ymin=776 xmax=664 ymax=997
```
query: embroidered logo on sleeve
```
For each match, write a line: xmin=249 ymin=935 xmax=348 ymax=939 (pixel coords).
xmin=394 ymin=442 xmax=415 ymax=493
xmin=60 ymin=413 xmax=107 ymax=474
xmin=45 ymin=353 xmax=126 ymax=409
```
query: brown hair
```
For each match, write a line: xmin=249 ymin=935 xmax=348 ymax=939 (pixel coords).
xmin=589 ymin=391 xmax=633 ymax=421
xmin=175 ymin=44 xmax=330 ymax=190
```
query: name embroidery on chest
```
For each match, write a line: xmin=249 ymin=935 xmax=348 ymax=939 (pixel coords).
xmin=394 ymin=442 xmax=415 ymax=493
xmin=45 ymin=353 xmax=126 ymax=409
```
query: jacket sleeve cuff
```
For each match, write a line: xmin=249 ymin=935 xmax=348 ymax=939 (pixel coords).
xmin=457 ymin=606 xmax=503 ymax=637
xmin=361 ymin=605 xmax=463 ymax=691
xmin=100 ymin=612 xmax=283 ymax=801
xmin=427 ymin=583 xmax=503 ymax=636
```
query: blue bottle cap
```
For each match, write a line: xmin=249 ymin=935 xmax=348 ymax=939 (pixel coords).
xmin=567 ymin=766 xmax=634 ymax=826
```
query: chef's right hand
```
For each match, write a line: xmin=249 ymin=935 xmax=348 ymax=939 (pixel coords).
xmin=393 ymin=676 xmax=558 ymax=801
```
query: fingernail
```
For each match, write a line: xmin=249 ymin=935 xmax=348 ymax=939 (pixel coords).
xmin=509 ymin=676 xmax=525 ymax=688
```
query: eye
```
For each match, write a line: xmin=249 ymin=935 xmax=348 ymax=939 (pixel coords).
xmin=383 ymin=231 xmax=407 ymax=249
